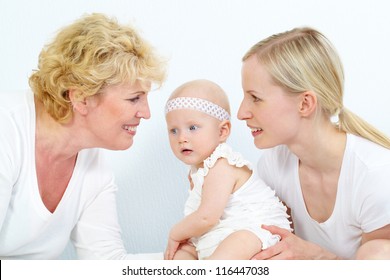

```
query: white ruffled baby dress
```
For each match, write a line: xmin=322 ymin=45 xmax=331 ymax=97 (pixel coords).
xmin=184 ymin=143 xmax=291 ymax=259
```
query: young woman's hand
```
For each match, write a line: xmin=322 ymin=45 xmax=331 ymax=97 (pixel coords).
xmin=252 ymin=225 xmax=339 ymax=260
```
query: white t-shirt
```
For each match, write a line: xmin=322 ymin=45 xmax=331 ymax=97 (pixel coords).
xmin=0 ymin=91 xmax=160 ymax=259
xmin=257 ymin=134 xmax=390 ymax=259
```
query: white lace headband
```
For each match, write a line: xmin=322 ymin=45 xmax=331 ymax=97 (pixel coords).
xmin=165 ymin=97 xmax=230 ymax=121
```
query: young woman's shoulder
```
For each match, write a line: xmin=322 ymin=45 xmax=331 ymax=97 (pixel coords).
xmin=348 ymin=134 xmax=390 ymax=168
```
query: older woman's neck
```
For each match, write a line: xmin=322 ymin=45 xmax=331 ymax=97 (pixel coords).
xmin=34 ymin=98 xmax=85 ymax=161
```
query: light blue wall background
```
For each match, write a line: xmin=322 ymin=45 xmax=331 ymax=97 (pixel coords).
xmin=1 ymin=0 xmax=389 ymax=259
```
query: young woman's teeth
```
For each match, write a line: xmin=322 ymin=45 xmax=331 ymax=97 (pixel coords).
xmin=123 ymin=125 xmax=137 ymax=132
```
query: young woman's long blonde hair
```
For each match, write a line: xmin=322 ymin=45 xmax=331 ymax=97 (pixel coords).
xmin=243 ymin=27 xmax=390 ymax=149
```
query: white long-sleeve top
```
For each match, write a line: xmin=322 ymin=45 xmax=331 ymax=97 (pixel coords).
xmin=0 ymin=91 xmax=159 ymax=259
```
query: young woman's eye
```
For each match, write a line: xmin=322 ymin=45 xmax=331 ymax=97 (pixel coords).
xmin=252 ymin=95 xmax=261 ymax=102
xmin=189 ymin=125 xmax=198 ymax=131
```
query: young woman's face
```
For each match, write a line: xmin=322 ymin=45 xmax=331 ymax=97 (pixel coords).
xmin=166 ymin=109 xmax=222 ymax=168
xmin=85 ymin=81 xmax=151 ymax=150
xmin=238 ymin=55 xmax=302 ymax=149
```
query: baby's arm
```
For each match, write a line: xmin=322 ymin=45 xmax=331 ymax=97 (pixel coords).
xmin=168 ymin=159 xmax=237 ymax=251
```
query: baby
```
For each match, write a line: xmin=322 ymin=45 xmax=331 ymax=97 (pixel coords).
xmin=164 ymin=79 xmax=291 ymax=260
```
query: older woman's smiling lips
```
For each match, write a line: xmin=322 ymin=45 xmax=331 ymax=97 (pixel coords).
xmin=122 ymin=124 xmax=138 ymax=135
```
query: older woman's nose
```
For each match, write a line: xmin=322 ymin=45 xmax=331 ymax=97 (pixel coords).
xmin=136 ymin=99 xmax=151 ymax=119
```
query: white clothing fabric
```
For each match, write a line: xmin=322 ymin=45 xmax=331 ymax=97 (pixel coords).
xmin=257 ymin=134 xmax=390 ymax=259
xmin=185 ymin=143 xmax=291 ymax=259
xmin=0 ymin=91 xmax=158 ymax=260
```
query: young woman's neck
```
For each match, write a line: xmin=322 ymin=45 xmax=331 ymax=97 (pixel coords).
xmin=288 ymin=120 xmax=347 ymax=173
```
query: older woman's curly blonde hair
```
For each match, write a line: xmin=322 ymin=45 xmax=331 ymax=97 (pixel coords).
xmin=29 ymin=13 xmax=166 ymax=123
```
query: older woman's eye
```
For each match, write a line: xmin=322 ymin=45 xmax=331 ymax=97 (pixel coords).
xmin=127 ymin=96 xmax=140 ymax=103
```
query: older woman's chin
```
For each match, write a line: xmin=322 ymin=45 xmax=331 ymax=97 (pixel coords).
xmin=121 ymin=140 xmax=135 ymax=150
xmin=105 ymin=138 xmax=135 ymax=151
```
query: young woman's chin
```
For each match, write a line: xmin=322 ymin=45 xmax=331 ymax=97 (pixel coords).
xmin=254 ymin=139 xmax=276 ymax=150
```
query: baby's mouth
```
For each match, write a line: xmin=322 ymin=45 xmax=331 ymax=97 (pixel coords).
xmin=181 ymin=148 xmax=193 ymax=154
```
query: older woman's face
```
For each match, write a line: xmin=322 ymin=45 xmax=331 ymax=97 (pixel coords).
xmin=238 ymin=55 xmax=302 ymax=149
xmin=85 ymin=81 xmax=151 ymax=150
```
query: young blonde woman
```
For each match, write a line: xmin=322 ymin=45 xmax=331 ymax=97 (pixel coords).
xmin=238 ymin=27 xmax=390 ymax=259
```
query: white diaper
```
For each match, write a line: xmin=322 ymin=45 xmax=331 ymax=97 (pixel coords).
xmin=193 ymin=225 xmax=281 ymax=259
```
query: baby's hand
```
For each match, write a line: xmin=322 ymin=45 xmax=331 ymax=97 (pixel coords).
xmin=164 ymin=237 xmax=181 ymax=260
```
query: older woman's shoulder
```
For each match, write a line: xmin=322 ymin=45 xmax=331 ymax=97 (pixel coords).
xmin=76 ymin=148 xmax=117 ymax=192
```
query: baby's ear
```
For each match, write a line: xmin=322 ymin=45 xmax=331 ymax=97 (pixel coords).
xmin=219 ymin=120 xmax=231 ymax=141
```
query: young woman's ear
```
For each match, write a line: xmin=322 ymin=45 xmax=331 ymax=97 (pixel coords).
xmin=219 ymin=120 xmax=231 ymax=142
xmin=68 ymin=89 xmax=88 ymax=115
xmin=299 ymin=91 xmax=317 ymax=117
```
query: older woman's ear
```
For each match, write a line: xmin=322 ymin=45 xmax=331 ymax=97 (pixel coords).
xmin=68 ymin=89 xmax=88 ymax=115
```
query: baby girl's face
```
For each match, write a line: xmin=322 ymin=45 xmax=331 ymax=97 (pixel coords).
xmin=166 ymin=109 xmax=222 ymax=168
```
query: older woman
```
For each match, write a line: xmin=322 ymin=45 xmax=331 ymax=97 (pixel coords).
xmin=0 ymin=13 xmax=166 ymax=259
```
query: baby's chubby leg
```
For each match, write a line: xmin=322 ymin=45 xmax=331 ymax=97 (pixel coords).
xmin=207 ymin=230 xmax=263 ymax=260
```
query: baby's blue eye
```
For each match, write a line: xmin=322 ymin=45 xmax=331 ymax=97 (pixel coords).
xmin=170 ymin=128 xmax=178 ymax=135
xmin=189 ymin=125 xmax=198 ymax=131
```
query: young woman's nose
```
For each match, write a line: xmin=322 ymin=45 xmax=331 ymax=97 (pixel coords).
xmin=237 ymin=100 xmax=251 ymax=120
